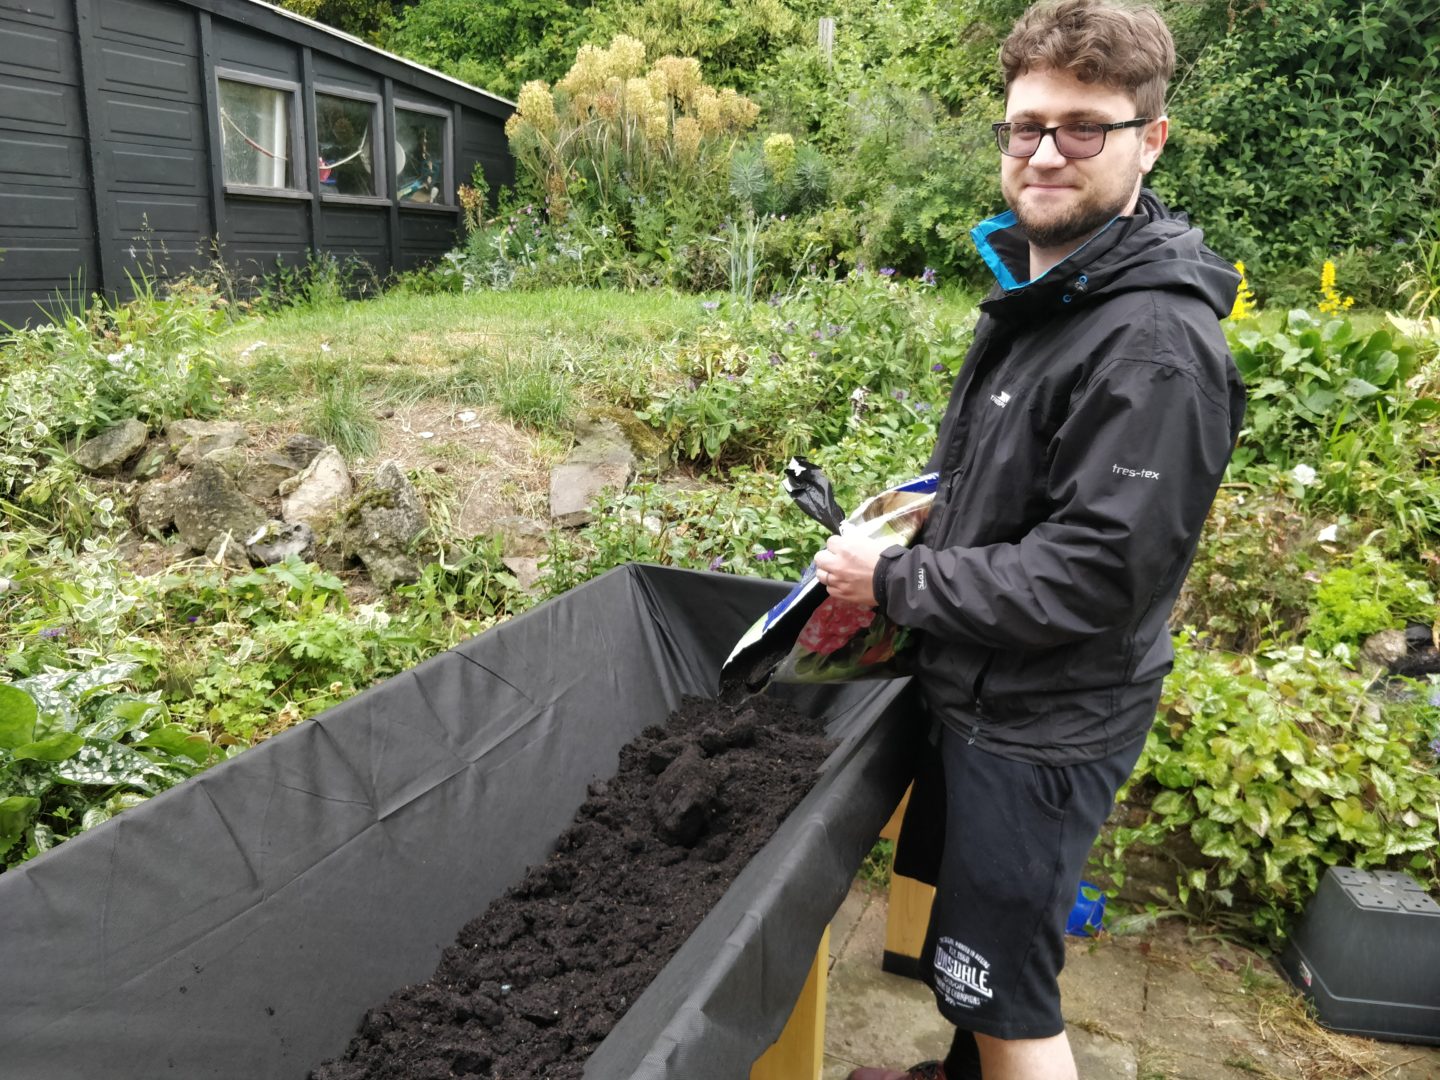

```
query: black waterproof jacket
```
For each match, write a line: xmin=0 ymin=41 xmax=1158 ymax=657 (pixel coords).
xmin=872 ymin=191 xmax=1246 ymax=765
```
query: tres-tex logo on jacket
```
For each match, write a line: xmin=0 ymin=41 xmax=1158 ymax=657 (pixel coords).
xmin=1112 ymin=463 xmax=1160 ymax=479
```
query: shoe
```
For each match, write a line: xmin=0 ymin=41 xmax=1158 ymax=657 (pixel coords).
xmin=847 ymin=1063 xmax=946 ymax=1080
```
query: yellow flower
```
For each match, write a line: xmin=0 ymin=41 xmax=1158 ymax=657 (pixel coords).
xmin=1318 ymin=259 xmax=1354 ymax=316
xmin=624 ymin=76 xmax=653 ymax=117
xmin=672 ymin=116 xmax=701 ymax=161
xmin=605 ymin=34 xmax=646 ymax=80
xmin=764 ymin=133 xmax=797 ymax=182
xmin=652 ymin=56 xmax=701 ymax=107
xmin=558 ymin=45 xmax=606 ymax=97
xmin=1229 ymin=261 xmax=1256 ymax=320
xmin=644 ymin=100 xmax=669 ymax=143
xmin=516 ymin=80 xmax=556 ymax=136
xmin=718 ymin=88 xmax=760 ymax=131
xmin=693 ymin=87 xmax=722 ymax=134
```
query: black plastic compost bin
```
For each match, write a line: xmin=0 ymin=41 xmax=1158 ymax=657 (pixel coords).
xmin=0 ymin=564 xmax=921 ymax=1080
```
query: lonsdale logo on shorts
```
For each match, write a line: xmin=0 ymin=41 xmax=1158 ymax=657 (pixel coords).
xmin=933 ymin=936 xmax=994 ymax=1006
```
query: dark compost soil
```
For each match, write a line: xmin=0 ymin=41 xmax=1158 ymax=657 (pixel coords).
xmin=311 ymin=693 xmax=834 ymax=1080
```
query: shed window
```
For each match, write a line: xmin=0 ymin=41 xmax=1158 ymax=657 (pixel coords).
xmin=395 ymin=108 xmax=447 ymax=204
xmin=317 ymin=93 xmax=379 ymax=198
xmin=219 ymin=78 xmax=295 ymax=190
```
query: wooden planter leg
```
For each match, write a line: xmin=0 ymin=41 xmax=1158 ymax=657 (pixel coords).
xmin=751 ymin=925 xmax=830 ymax=1080
xmin=880 ymin=785 xmax=936 ymax=981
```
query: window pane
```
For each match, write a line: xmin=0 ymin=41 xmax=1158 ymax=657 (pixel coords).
xmin=317 ymin=94 xmax=377 ymax=197
xmin=396 ymin=110 xmax=446 ymax=204
xmin=219 ymin=79 xmax=293 ymax=189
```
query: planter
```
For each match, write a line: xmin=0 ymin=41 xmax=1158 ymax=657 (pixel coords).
xmin=0 ymin=564 xmax=920 ymax=1079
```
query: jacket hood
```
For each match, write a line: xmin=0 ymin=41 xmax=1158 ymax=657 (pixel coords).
xmin=971 ymin=189 xmax=1240 ymax=322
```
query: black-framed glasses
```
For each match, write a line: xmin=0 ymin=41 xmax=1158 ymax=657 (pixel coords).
xmin=992 ymin=118 xmax=1152 ymax=159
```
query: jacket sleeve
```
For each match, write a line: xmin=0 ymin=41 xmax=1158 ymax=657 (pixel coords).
xmin=875 ymin=354 xmax=1236 ymax=649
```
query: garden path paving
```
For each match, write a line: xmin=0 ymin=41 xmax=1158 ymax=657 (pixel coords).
xmin=823 ymin=883 xmax=1440 ymax=1080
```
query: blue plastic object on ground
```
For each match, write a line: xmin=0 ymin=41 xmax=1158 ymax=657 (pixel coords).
xmin=1067 ymin=881 xmax=1107 ymax=937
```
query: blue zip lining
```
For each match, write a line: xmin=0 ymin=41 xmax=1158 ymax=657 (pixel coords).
xmin=970 ymin=209 xmax=1122 ymax=292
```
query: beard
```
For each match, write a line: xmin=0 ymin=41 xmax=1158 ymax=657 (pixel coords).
xmin=1003 ymin=166 xmax=1141 ymax=251
xmin=1012 ymin=194 xmax=1129 ymax=249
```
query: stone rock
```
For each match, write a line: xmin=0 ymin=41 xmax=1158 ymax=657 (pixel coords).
xmin=502 ymin=555 xmax=542 ymax=594
xmin=493 ymin=515 xmax=549 ymax=556
xmin=171 ymin=459 xmax=269 ymax=553
xmin=245 ymin=520 xmax=316 ymax=565
xmin=204 ymin=531 xmax=253 ymax=570
xmin=203 ymin=444 xmax=247 ymax=480
xmin=135 ymin=476 xmax=185 ymax=536
xmin=548 ymin=415 xmax=636 ymax=527
xmin=340 ymin=460 xmax=429 ymax=589
xmin=547 ymin=414 xmax=633 ymax=529
xmin=280 ymin=446 xmax=352 ymax=530
xmin=73 ymin=419 xmax=149 ymax=475
xmin=167 ymin=419 xmax=247 ymax=466
xmin=272 ymin=434 xmax=327 ymax=472
xmin=242 ymin=454 xmax=302 ymax=501
xmin=1362 ymin=629 xmax=1409 ymax=669
xmin=129 ymin=441 xmax=170 ymax=481
xmin=549 ymin=462 xmax=630 ymax=527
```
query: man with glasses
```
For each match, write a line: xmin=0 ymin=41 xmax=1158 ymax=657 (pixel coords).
xmin=813 ymin=1 xmax=1245 ymax=1077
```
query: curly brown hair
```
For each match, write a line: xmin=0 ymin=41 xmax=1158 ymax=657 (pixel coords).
xmin=1000 ymin=0 xmax=1175 ymax=119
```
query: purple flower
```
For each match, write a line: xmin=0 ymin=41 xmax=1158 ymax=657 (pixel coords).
xmin=879 ymin=267 xmax=896 ymax=277
xmin=701 ymin=300 xmax=719 ymax=311
xmin=931 ymin=362 xmax=947 ymax=373
xmin=188 ymin=615 xmax=199 ymax=623
xmin=915 ymin=402 xmax=932 ymax=413
xmin=892 ymin=389 xmax=909 ymax=401
xmin=1431 ymin=736 xmax=1440 ymax=758
xmin=755 ymin=549 xmax=776 ymax=562
xmin=708 ymin=555 xmax=726 ymax=571
xmin=39 ymin=627 xmax=65 ymax=640
xmin=921 ymin=267 xmax=938 ymax=286
xmin=769 ymin=352 xmax=784 ymax=366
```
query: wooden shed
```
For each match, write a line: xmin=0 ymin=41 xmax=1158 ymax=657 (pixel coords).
xmin=0 ymin=0 xmax=515 ymax=328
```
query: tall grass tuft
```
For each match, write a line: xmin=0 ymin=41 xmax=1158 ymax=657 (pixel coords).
xmin=493 ymin=350 xmax=573 ymax=431
xmin=306 ymin=370 xmax=380 ymax=457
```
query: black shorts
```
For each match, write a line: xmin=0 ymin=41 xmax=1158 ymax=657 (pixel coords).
xmin=910 ymin=725 xmax=1145 ymax=1039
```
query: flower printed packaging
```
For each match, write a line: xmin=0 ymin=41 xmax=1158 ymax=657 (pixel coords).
xmin=721 ymin=458 xmax=937 ymax=691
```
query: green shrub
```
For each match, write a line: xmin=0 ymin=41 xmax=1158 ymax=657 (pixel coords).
xmin=378 ymin=0 xmax=588 ymax=99
xmin=0 ymin=280 xmax=227 ymax=531
xmin=1173 ymin=485 xmax=1317 ymax=652
xmin=1227 ymin=308 xmax=1426 ymax=468
xmin=506 ymin=37 xmax=759 ymax=229
xmin=1104 ymin=636 xmax=1440 ymax=941
xmin=641 ymin=272 xmax=966 ymax=468
xmin=1305 ymin=546 xmax=1436 ymax=657
xmin=585 ymin=0 xmax=809 ymax=94
xmin=1153 ymin=0 xmax=1440 ymax=289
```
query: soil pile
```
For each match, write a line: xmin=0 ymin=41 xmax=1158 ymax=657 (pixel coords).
xmin=311 ymin=694 xmax=833 ymax=1080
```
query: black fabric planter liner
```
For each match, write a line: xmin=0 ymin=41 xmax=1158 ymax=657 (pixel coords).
xmin=0 ymin=564 xmax=921 ymax=1080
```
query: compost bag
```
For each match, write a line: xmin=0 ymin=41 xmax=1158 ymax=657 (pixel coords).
xmin=722 ymin=459 xmax=937 ymax=690
xmin=0 ymin=564 xmax=919 ymax=1080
